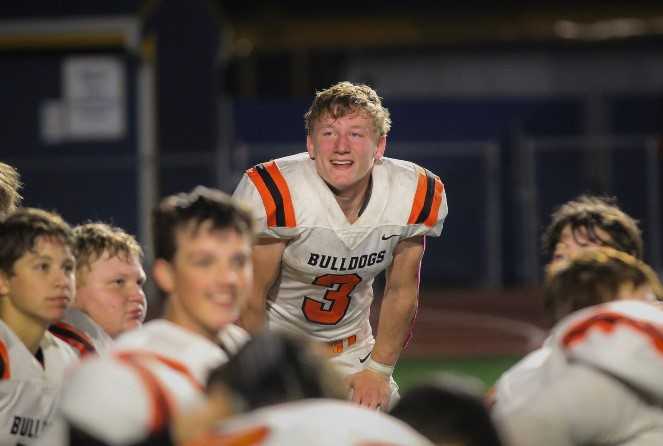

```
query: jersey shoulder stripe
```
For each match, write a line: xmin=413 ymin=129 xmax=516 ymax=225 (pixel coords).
xmin=407 ymin=167 xmax=445 ymax=227
xmin=562 ymin=310 xmax=663 ymax=355
xmin=114 ymin=350 xmax=203 ymax=391
xmin=246 ymin=161 xmax=296 ymax=228
xmin=0 ymin=339 xmax=9 ymax=379
xmin=116 ymin=354 xmax=172 ymax=432
xmin=49 ymin=321 xmax=97 ymax=356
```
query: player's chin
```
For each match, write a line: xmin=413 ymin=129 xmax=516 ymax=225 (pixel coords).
xmin=123 ymin=319 xmax=143 ymax=332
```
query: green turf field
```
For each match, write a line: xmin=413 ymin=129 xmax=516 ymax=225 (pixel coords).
xmin=395 ymin=356 xmax=521 ymax=391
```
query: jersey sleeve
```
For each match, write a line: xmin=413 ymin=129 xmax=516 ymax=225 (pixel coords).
xmin=58 ymin=356 xmax=157 ymax=445
xmin=401 ymin=165 xmax=448 ymax=239
xmin=232 ymin=161 xmax=299 ymax=240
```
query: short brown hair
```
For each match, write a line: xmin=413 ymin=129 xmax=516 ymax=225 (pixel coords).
xmin=544 ymin=247 xmax=663 ymax=324
xmin=0 ymin=208 xmax=74 ymax=275
xmin=153 ymin=186 xmax=254 ymax=262
xmin=73 ymin=223 xmax=143 ymax=275
xmin=304 ymin=81 xmax=391 ymax=138
xmin=542 ymin=195 xmax=642 ymax=260
xmin=0 ymin=163 xmax=21 ymax=218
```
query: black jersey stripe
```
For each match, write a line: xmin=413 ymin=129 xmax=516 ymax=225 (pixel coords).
xmin=49 ymin=323 xmax=96 ymax=354
xmin=255 ymin=163 xmax=287 ymax=227
xmin=415 ymin=170 xmax=437 ymax=224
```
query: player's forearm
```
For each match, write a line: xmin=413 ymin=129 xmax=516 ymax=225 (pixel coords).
xmin=371 ymin=289 xmax=418 ymax=366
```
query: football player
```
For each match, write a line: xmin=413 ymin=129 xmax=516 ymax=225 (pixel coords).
xmin=233 ymin=81 xmax=448 ymax=409
xmin=0 ymin=208 xmax=78 ymax=445
xmin=51 ymin=222 xmax=146 ymax=355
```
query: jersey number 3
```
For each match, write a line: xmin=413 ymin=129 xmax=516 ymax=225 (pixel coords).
xmin=302 ymin=273 xmax=362 ymax=325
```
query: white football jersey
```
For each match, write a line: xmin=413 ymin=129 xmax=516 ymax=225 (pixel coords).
xmin=0 ymin=320 xmax=78 ymax=446
xmin=49 ymin=308 xmax=113 ymax=356
xmin=43 ymin=319 xmax=249 ymax=446
xmin=233 ymin=153 xmax=447 ymax=341
xmin=212 ymin=399 xmax=434 ymax=446
xmin=496 ymin=301 xmax=663 ymax=446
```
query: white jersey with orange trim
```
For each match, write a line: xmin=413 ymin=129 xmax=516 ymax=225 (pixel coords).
xmin=47 ymin=308 xmax=112 ymax=358
xmin=210 ymin=399 xmax=435 ymax=446
xmin=0 ymin=320 xmax=79 ymax=446
xmin=495 ymin=301 xmax=663 ymax=446
xmin=233 ymin=153 xmax=447 ymax=342
xmin=39 ymin=319 xmax=249 ymax=446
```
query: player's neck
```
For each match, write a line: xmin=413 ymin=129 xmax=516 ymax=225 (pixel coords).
xmin=163 ymin=299 xmax=218 ymax=343
xmin=1 ymin=306 xmax=47 ymax=355
xmin=328 ymin=175 xmax=372 ymax=224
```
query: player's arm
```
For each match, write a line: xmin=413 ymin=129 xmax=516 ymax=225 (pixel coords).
xmin=239 ymin=237 xmax=286 ymax=334
xmin=347 ymin=235 xmax=425 ymax=409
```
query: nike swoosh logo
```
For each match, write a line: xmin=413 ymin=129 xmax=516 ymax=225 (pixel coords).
xmin=359 ymin=351 xmax=371 ymax=363
xmin=381 ymin=234 xmax=398 ymax=240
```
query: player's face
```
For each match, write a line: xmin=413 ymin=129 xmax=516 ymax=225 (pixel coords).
xmin=551 ymin=224 xmax=614 ymax=265
xmin=156 ymin=221 xmax=252 ymax=340
xmin=75 ymin=252 xmax=147 ymax=338
xmin=307 ymin=111 xmax=386 ymax=195
xmin=0 ymin=237 xmax=75 ymax=327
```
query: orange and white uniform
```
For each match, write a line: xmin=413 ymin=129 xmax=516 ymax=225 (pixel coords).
xmin=233 ymin=153 xmax=447 ymax=400
xmin=208 ymin=399 xmax=434 ymax=446
xmin=49 ymin=308 xmax=112 ymax=357
xmin=495 ymin=300 xmax=663 ymax=446
xmin=0 ymin=320 xmax=78 ymax=446
xmin=40 ymin=319 xmax=249 ymax=446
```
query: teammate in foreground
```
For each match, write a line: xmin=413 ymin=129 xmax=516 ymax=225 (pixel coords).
xmin=492 ymin=247 xmax=663 ymax=434
xmin=43 ymin=187 xmax=253 ymax=445
xmin=233 ymin=81 xmax=448 ymax=409
xmin=0 ymin=208 xmax=78 ymax=445
xmin=497 ymin=298 xmax=663 ymax=445
xmin=52 ymin=223 xmax=146 ymax=355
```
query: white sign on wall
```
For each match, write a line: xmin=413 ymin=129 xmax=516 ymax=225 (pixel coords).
xmin=62 ymin=56 xmax=126 ymax=140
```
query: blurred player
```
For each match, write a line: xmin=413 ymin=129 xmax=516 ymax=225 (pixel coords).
xmin=0 ymin=162 xmax=21 ymax=218
xmin=233 ymin=81 xmax=448 ymax=409
xmin=51 ymin=223 xmax=147 ymax=355
xmin=43 ymin=187 xmax=253 ymax=446
xmin=497 ymin=299 xmax=663 ymax=446
xmin=391 ymin=373 xmax=505 ymax=446
xmin=0 ymin=208 xmax=77 ymax=445
xmin=491 ymin=247 xmax=663 ymax=418
xmin=542 ymin=194 xmax=642 ymax=267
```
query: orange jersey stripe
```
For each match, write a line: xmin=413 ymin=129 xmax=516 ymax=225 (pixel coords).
xmin=264 ymin=161 xmax=296 ymax=228
xmin=407 ymin=170 xmax=428 ymax=225
xmin=0 ymin=340 xmax=9 ymax=379
xmin=562 ymin=311 xmax=663 ymax=355
xmin=115 ymin=350 xmax=203 ymax=392
xmin=423 ymin=177 xmax=444 ymax=227
xmin=118 ymin=358 xmax=172 ymax=432
xmin=186 ymin=426 xmax=270 ymax=446
xmin=247 ymin=167 xmax=278 ymax=227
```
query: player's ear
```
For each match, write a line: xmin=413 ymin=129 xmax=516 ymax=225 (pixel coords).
xmin=374 ymin=135 xmax=386 ymax=161
xmin=152 ymin=259 xmax=175 ymax=294
xmin=0 ymin=271 xmax=10 ymax=297
xmin=306 ymin=134 xmax=316 ymax=160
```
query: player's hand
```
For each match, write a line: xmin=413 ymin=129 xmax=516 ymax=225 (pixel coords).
xmin=346 ymin=369 xmax=391 ymax=410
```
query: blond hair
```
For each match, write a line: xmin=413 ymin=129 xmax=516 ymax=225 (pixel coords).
xmin=73 ymin=223 xmax=142 ymax=277
xmin=0 ymin=163 xmax=21 ymax=218
xmin=304 ymin=81 xmax=391 ymax=138
xmin=544 ymin=246 xmax=663 ymax=324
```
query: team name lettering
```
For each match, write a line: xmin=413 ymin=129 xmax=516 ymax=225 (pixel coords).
xmin=10 ymin=416 xmax=47 ymax=439
xmin=307 ymin=251 xmax=386 ymax=271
